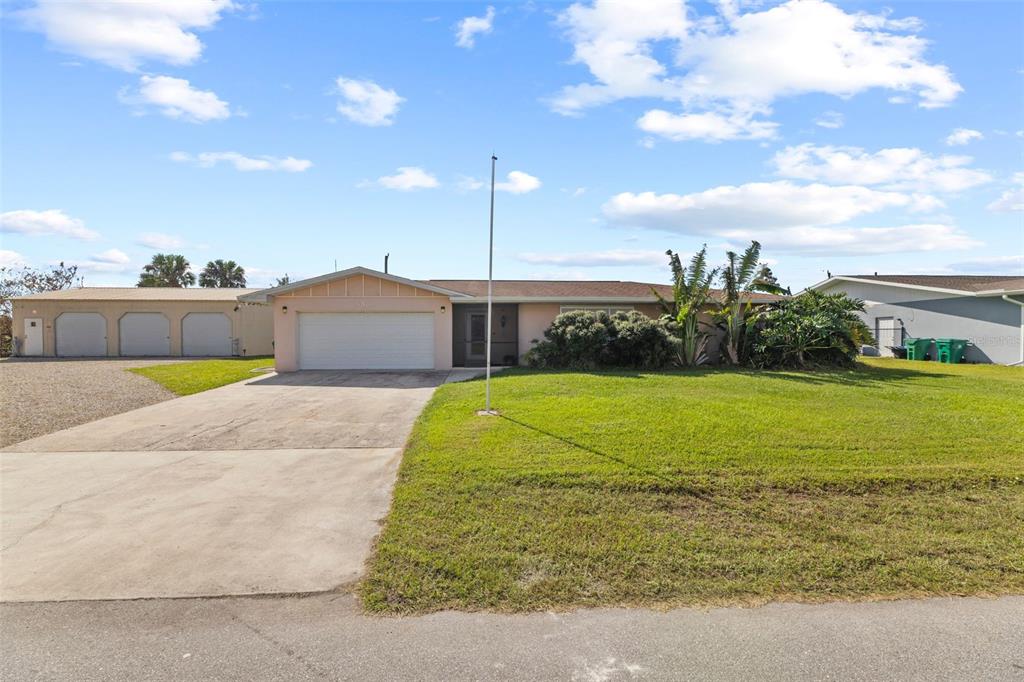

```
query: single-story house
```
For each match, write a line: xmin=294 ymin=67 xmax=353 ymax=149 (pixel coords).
xmin=239 ymin=266 xmax=781 ymax=372
xmin=10 ymin=287 xmax=273 ymax=358
xmin=808 ymin=274 xmax=1024 ymax=365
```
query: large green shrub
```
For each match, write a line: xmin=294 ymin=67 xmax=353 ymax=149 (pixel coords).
xmin=525 ymin=310 xmax=611 ymax=369
xmin=746 ymin=292 xmax=868 ymax=369
xmin=603 ymin=311 xmax=677 ymax=368
xmin=525 ymin=310 xmax=675 ymax=370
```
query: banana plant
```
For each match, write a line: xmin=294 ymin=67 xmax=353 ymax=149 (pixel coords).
xmin=716 ymin=241 xmax=786 ymax=365
xmin=655 ymin=246 xmax=718 ymax=366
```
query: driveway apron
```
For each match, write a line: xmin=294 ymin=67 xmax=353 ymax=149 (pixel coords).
xmin=0 ymin=371 xmax=453 ymax=602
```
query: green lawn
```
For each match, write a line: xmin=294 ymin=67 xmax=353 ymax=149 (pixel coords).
xmin=362 ymin=359 xmax=1024 ymax=613
xmin=130 ymin=356 xmax=274 ymax=396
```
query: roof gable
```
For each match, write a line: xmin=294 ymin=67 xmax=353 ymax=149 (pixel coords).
xmin=808 ymin=274 xmax=1024 ymax=297
xmin=238 ymin=266 xmax=470 ymax=302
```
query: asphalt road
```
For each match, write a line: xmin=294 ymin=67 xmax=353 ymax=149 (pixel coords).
xmin=3 ymin=594 xmax=1022 ymax=681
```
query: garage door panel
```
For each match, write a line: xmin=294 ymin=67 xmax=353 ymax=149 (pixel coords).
xmin=182 ymin=313 xmax=232 ymax=357
xmin=119 ymin=313 xmax=171 ymax=356
xmin=56 ymin=313 xmax=107 ymax=357
xmin=298 ymin=313 xmax=434 ymax=369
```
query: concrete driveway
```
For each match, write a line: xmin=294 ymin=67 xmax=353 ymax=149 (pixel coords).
xmin=1 ymin=370 xmax=464 ymax=602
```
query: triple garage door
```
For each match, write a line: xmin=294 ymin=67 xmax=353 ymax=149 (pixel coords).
xmin=298 ymin=312 xmax=434 ymax=370
xmin=55 ymin=313 xmax=107 ymax=357
xmin=182 ymin=313 xmax=233 ymax=357
xmin=119 ymin=313 xmax=171 ymax=356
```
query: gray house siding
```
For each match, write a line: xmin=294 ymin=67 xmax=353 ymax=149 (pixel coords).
xmin=817 ymin=280 xmax=1022 ymax=365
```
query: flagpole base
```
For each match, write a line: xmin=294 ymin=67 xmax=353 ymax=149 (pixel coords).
xmin=475 ymin=409 xmax=500 ymax=417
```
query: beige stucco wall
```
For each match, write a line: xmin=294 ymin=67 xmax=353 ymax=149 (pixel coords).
xmin=271 ymin=273 xmax=452 ymax=372
xmin=11 ymin=298 xmax=273 ymax=357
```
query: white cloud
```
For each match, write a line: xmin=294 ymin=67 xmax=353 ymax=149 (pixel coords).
xmin=456 ymin=175 xmax=485 ymax=191
xmin=136 ymin=232 xmax=184 ymax=250
xmin=814 ymin=111 xmax=844 ymax=129
xmin=551 ymin=0 xmax=960 ymax=141
xmin=0 ymin=249 xmax=28 ymax=268
xmin=0 ymin=209 xmax=99 ymax=240
xmin=604 ymin=182 xmax=940 ymax=231
xmin=334 ymin=77 xmax=404 ymax=126
xmin=496 ymin=171 xmax=542 ymax=194
xmin=987 ymin=173 xmax=1024 ymax=212
xmin=518 ymin=249 xmax=665 ymax=267
xmin=16 ymin=0 xmax=235 ymax=71
xmin=601 ymin=182 xmax=973 ymax=255
xmin=455 ymin=6 xmax=495 ymax=49
xmin=91 ymin=248 xmax=131 ymax=265
xmin=945 ymin=128 xmax=983 ymax=146
xmin=945 ymin=254 xmax=1023 ymax=275
xmin=526 ymin=269 xmax=592 ymax=281
xmin=121 ymin=75 xmax=230 ymax=123
xmin=171 ymin=151 xmax=312 ymax=172
xmin=637 ymin=108 xmax=777 ymax=142
xmin=369 ymin=167 xmax=440 ymax=191
xmin=773 ymin=144 xmax=992 ymax=193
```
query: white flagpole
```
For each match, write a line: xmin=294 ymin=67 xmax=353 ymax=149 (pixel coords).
xmin=485 ymin=154 xmax=496 ymax=413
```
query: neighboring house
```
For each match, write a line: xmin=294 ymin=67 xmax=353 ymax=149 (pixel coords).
xmin=808 ymin=275 xmax=1024 ymax=365
xmin=239 ymin=266 xmax=781 ymax=371
xmin=10 ymin=288 xmax=273 ymax=358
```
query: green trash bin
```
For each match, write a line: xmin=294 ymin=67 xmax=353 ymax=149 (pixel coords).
xmin=935 ymin=338 xmax=968 ymax=364
xmin=904 ymin=337 xmax=932 ymax=361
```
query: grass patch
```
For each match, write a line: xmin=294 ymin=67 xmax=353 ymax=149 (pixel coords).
xmin=363 ymin=359 xmax=1024 ymax=613
xmin=130 ymin=357 xmax=273 ymax=396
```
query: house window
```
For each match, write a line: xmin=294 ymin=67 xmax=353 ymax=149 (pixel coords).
xmin=559 ymin=305 xmax=634 ymax=315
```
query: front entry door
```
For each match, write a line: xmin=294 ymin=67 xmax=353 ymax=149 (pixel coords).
xmin=467 ymin=312 xmax=487 ymax=363
xmin=23 ymin=318 xmax=43 ymax=356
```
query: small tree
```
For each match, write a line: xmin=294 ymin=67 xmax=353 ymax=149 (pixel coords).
xmin=0 ymin=262 xmax=81 ymax=355
xmin=656 ymin=246 xmax=718 ymax=367
xmin=138 ymin=254 xmax=195 ymax=287
xmin=716 ymin=241 xmax=787 ymax=365
xmin=275 ymin=274 xmax=290 ymax=286
xmin=199 ymin=259 xmax=246 ymax=288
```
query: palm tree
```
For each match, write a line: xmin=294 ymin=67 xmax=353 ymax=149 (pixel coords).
xmin=199 ymin=260 xmax=247 ymax=288
xmin=716 ymin=241 xmax=787 ymax=365
xmin=137 ymin=254 xmax=195 ymax=287
xmin=656 ymin=246 xmax=718 ymax=367
xmin=275 ymin=274 xmax=290 ymax=286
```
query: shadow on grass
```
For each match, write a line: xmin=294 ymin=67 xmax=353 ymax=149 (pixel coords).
xmin=503 ymin=362 xmax=943 ymax=387
xmin=498 ymin=413 xmax=711 ymax=500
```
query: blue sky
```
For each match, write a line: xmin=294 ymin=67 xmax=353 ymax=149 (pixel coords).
xmin=1 ymin=0 xmax=1022 ymax=290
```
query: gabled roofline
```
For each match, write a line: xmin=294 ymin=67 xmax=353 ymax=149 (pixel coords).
xmin=238 ymin=266 xmax=473 ymax=303
xmin=805 ymin=276 xmax=1024 ymax=298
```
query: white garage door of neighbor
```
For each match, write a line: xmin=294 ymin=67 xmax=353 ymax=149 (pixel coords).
xmin=119 ymin=313 xmax=171 ymax=356
xmin=56 ymin=312 xmax=107 ymax=357
xmin=298 ymin=312 xmax=435 ymax=370
xmin=182 ymin=313 xmax=233 ymax=357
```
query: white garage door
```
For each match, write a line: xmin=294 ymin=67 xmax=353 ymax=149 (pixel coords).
xmin=182 ymin=313 xmax=232 ymax=357
xmin=298 ymin=313 xmax=435 ymax=370
xmin=56 ymin=313 xmax=107 ymax=357
xmin=119 ymin=313 xmax=171 ymax=356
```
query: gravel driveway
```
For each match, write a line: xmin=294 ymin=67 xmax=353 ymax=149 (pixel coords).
xmin=0 ymin=358 xmax=183 ymax=448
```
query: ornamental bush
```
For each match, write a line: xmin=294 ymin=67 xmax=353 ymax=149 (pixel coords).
xmin=603 ymin=311 xmax=677 ymax=369
xmin=745 ymin=292 xmax=867 ymax=369
xmin=525 ymin=310 xmax=675 ymax=370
